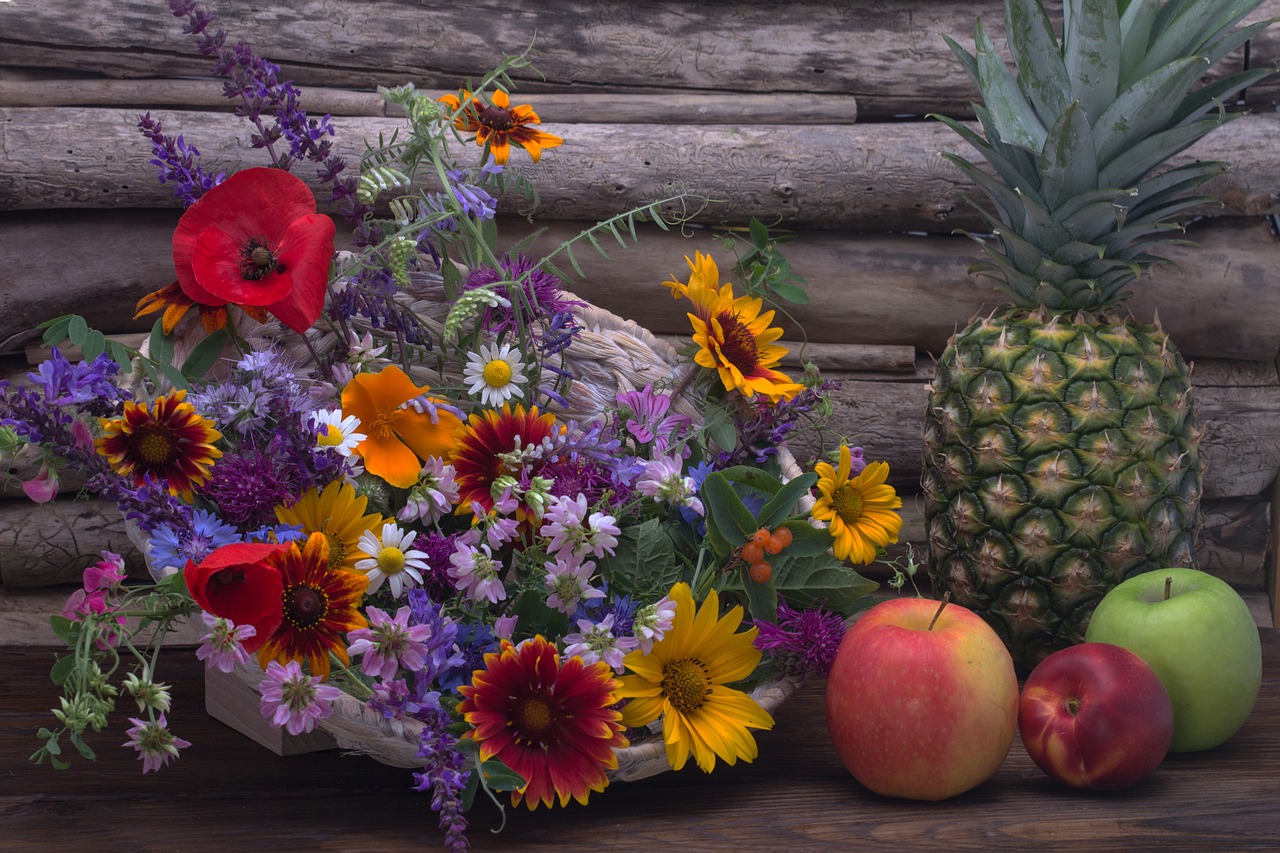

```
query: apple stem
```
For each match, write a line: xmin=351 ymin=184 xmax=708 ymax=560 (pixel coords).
xmin=1164 ymin=576 xmax=1172 ymax=601
xmin=927 ymin=592 xmax=951 ymax=631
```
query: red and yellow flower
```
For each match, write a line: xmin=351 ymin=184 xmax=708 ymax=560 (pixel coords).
xmin=458 ymin=635 xmax=628 ymax=809
xmin=255 ymin=532 xmax=369 ymax=680
xmin=341 ymin=365 xmax=462 ymax=489
xmin=663 ymin=253 xmax=803 ymax=401
xmin=452 ymin=403 xmax=559 ymax=516
xmin=437 ymin=89 xmax=563 ymax=164
xmin=170 ymin=167 xmax=336 ymax=334
xmin=96 ymin=389 xmax=223 ymax=499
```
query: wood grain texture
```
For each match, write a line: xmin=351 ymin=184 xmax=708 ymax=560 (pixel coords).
xmin=3 ymin=213 xmax=1278 ymax=363
xmin=1 ymin=0 xmax=1276 ymax=118
xmin=0 ymin=498 xmax=147 ymax=588
xmin=3 ymin=107 xmax=1279 ymax=231
xmin=2 ymin=632 xmax=1278 ymax=851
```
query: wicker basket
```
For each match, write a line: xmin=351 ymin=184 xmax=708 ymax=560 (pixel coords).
xmin=138 ymin=274 xmax=807 ymax=782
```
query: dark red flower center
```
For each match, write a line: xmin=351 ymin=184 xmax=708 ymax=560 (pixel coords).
xmin=716 ymin=311 xmax=760 ymax=373
xmin=513 ymin=693 xmax=557 ymax=744
xmin=283 ymin=583 xmax=328 ymax=630
xmin=129 ymin=423 xmax=179 ymax=469
xmin=478 ymin=105 xmax=516 ymax=131
xmin=239 ymin=236 xmax=284 ymax=281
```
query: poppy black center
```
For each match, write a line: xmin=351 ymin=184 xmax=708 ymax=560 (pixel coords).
xmin=239 ymin=236 xmax=283 ymax=281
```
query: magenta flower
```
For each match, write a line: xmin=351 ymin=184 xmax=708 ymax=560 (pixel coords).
xmin=346 ymin=605 xmax=435 ymax=681
xmin=195 ymin=612 xmax=257 ymax=673
xmin=448 ymin=541 xmax=506 ymax=604
xmin=21 ymin=464 xmax=59 ymax=503
xmin=543 ymin=555 xmax=604 ymax=616
xmin=753 ymin=597 xmax=849 ymax=677
xmin=61 ymin=587 xmax=128 ymax=649
xmin=615 ymin=383 xmax=692 ymax=449
xmin=258 ymin=659 xmax=342 ymax=736
xmin=82 ymin=551 xmax=127 ymax=593
xmin=123 ymin=714 xmax=192 ymax=774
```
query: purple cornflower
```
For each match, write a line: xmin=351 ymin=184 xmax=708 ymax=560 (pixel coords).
xmin=258 ymin=659 xmax=342 ymax=736
xmin=411 ymin=530 xmax=464 ymax=602
xmin=346 ymin=606 xmax=436 ymax=681
xmin=540 ymin=454 xmax=619 ymax=507
xmin=147 ymin=507 xmax=241 ymax=572
xmin=195 ymin=612 xmax=256 ymax=673
xmin=122 ymin=714 xmax=192 ymax=774
xmin=753 ymin=597 xmax=849 ymax=678
xmin=136 ymin=113 xmax=224 ymax=205
xmin=412 ymin=707 xmax=471 ymax=853
xmin=462 ymin=255 xmax=583 ymax=338
xmin=573 ymin=589 xmax=639 ymax=641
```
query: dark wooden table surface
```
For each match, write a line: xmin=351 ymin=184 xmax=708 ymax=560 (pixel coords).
xmin=5 ymin=630 xmax=1279 ymax=852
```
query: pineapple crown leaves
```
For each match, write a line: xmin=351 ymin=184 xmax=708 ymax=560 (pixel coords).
xmin=935 ymin=0 xmax=1277 ymax=310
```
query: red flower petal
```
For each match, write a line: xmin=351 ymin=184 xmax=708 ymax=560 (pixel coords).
xmin=185 ymin=542 xmax=289 ymax=651
xmin=264 ymin=213 xmax=337 ymax=333
xmin=191 ymin=225 xmax=295 ymax=306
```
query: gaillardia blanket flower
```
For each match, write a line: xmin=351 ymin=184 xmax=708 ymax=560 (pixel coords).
xmin=617 ymin=583 xmax=774 ymax=773
xmin=437 ymin=89 xmax=563 ymax=164
xmin=452 ymin=404 xmax=559 ymax=516
xmin=171 ymin=167 xmax=336 ymax=334
xmin=458 ymin=635 xmax=627 ymax=809
xmin=811 ymin=448 xmax=903 ymax=565
xmin=340 ymin=365 xmax=462 ymax=489
xmin=96 ymin=389 xmax=223 ymax=499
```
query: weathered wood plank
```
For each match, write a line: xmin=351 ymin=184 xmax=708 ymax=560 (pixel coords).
xmin=0 ymin=497 xmax=147 ymax=588
xmin=5 ymin=211 xmax=1276 ymax=364
xmin=1 ymin=0 xmax=1276 ymax=118
xmin=0 ymin=585 xmax=204 ymax=646
xmin=4 ymin=108 xmax=1278 ymax=231
xmin=0 ymin=78 xmax=860 ymax=124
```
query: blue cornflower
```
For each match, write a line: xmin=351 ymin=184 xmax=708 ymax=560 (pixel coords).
xmin=147 ymin=508 xmax=241 ymax=572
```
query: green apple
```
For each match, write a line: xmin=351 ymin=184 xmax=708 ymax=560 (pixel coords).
xmin=1084 ymin=568 xmax=1261 ymax=752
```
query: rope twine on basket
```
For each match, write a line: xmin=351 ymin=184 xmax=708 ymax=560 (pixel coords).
xmin=143 ymin=273 xmax=810 ymax=782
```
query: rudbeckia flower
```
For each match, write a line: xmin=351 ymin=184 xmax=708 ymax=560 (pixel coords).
xmin=340 ymin=365 xmax=462 ymax=489
xmin=171 ymin=167 xmax=336 ymax=334
xmin=437 ymin=89 xmax=564 ymax=164
xmin=811 ymin=449 xmax=903 ymax=565
xmin=617 ymin=582 xmax=774 ymax=773
xmin=458 ymin=635 xmax=628 ymax=809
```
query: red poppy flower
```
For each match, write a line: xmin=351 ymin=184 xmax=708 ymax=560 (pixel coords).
xmin=185 ymin=542 xmax=289 ymax=652
xmin=172 ymin=167 xmax=336 ymax=334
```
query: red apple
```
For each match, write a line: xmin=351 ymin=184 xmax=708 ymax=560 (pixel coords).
xmin=825 ymin=596 xmax=1019 ymax=800
xmin=1018 ymin=643 xmax=1174 ymax=790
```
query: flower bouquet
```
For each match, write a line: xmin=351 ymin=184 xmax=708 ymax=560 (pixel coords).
xmin=3 ymin=2 xmax=907 ymax=849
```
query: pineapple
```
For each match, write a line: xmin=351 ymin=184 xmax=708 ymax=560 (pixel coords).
xmin=923 ymin=0 xmax=1275 ymax=670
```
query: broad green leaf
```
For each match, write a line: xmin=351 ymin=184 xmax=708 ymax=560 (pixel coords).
xmin=702 ymin=405 xmax=737 ymax=454
xmin=756 ymin=472 xmax=818 ymax=531
xmin=771 ymin=553 xmax=880 ymax=618
xmin=70 ymin=731 xmax=97 ymax=761
xmin=67 ymin=315 xmax=89 ymax=348
xmin=181 ymin=328 xmax=230 ymax=380
xmin=477 ymin=757 xmax=526 ymax=792
xmin=718 ymin=465 xmax=785 ymax=496
xmin=48 ymin=615 xmax=80 ymax=645
xmin=40 ymin=315 xmax=74 ymax=348
xmin=702 ymin=473 xmax=758 ymax=547
xmin=741 ymin=565 xmax=779 ymax=622
xmin=106 ymin=339 xmax=134 ymax=373
xmin=1037 ymin=102 xmax=1098 ymax=211
xmin=773 ymin=519 xmax=836 ymax=557
xmin=160 ymin=362 xmax=190 ymax=392
xmin=80 ymin=330 xmax=107 ymax=363
xmin=148 ymin=318 xmax=175 ymax=367
xmin=601 ymin=518 xmax=682 ymax=599
xmin=1093 ymin=56 xmax=1210 ymax=168
xmin=50 ymin=655 xmax=76 ymax=686
xmin=768 ymin=281 xmax=810 ymax=304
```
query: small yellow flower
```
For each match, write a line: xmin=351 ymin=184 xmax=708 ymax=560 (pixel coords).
xmin=811 ymin=448 xmax=903 ymax=565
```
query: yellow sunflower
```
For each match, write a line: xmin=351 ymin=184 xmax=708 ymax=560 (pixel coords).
xmin=274 ymin=480 xmax=385 ymax=574
xmin=811 ymin=448 xmax=903 ymax=565
xmin=95 ymin=389 xmax=222 ymax=500
xmin=664 ymin=253 xmax=803 ymax=401
xmin=616 ymin=583 xmax=774 ymax=773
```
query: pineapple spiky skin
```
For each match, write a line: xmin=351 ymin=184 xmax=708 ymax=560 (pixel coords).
xmin=923 ymin=307 xmax=1201 ymax=670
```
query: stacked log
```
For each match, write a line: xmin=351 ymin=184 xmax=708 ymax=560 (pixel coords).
xmin=0 ymin=0 xmax=1276 ymax=621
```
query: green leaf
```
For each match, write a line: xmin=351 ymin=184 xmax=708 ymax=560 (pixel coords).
xmin=44 ymin=733 xmax=63 ymax=755
xmin=717 ymin=465 xmax=784 ymax=496
xmin=69 ymin=731 xmax=97 ymax=761
xmin=50 ymin=755 xmax=70 ymax=770
xmin=477 ymin=757 xmax=526 ymax=792
xmin=1005 ymin=0 xmax=1073 ymax=123
xmin=49 ymin=655 xmax=77 ymax=686
xmin=160 ymin=361 xmax=190 ymax=392
xmin=740 ymin=565 xmax=779 ymax=622
xmin=974 ymin=18 xmax=1047 ymax=153
xmin=1093 ymin=55 xmax=1209 ymax=168
xmin=755 ymin=472 xmax=818 ymax=531
xmin=460 ymin=763 xmax=481 ymax=811
xmin=80 ymin=330 xmax=107 ymax=362
xmin=601 ymin=518 xmax=681 ymax=599
xmin=66 ymin=315 xmax=89 ymax=348
xmin=701 ymin=473 xmax=757 ymax=547
xmin=106 ymin=339 xmax=134 ymax=373
xmin=1119 ymin=0 xmax=1159 ymax=86
xmin=1065 ymin=0 xmax=1121 ymax=123
xmin=772 ymin=519 xmax=835 ymax=557
xmin=48 ymin=615 xmax=80 ymax=645
xmin=40 ymin=315 xmax=75 ymax=348
xmin=1037 ymin=102 xmax=1098 ymax=210
xmin=702 ymin=405 xmax=737 ymax=454
xmin=148 ymin=318 xmax=175 ymax=367
xmin=181 ymin=328 xmax=229 ymax=381
xmin=768 ymin=280 xmax=810 ymax=304
xmin=771 ymin=553 xmax=879 ymax=618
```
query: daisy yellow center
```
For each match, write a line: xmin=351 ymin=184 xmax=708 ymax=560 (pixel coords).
xmin=482 ymin=359 xmax=513 ymax=387
xmin=283 ymin=584 xmax=328 ymax=630
xmin=715 ymin=312 xmax=760 ymax=373
xmin=514 ymin=695 xmax=555 ymax=742
xmin=321 ymin=530 xmax=347 ymax=571
xmin=318 ymin=424 xmax=345 ymax=447
xmin=661 ymin=657 xmax=712 ymax=715
xmin=478 ymin=105 xmax=515 ymax=131
xmin=832 ymin=483 xmax=865 ymax=524
xmin=131 ymin=424 xmax=179 ymax=468
xmin=377 ymin=546 xmax=407 ymax=576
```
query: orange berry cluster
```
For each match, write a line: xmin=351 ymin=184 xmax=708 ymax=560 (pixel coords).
xmin=739 ymin=526 xmax=793 ymax=583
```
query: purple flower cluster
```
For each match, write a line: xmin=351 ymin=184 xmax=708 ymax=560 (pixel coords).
xmin=462 ymin=255 xmax=584 ymax=339
xmin=332 ymin=267 xmax=432 ymax=347
xmin=137 ymin=114 xmax=224 ymax=206
xmin=718 ymin=380 xmax=840 ymax=467
xmin=753 ymin=597 xmax=848 ymax=677
xmin=412 ymin=706 xmax=471 ymax=853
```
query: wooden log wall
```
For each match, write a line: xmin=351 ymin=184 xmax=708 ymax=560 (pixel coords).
xmin=1 ymin=0 xmax=1277 ymax=613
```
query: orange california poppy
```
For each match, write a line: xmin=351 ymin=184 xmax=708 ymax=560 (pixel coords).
xmin=436 ymin=89 xmax=564 ymax=164
xmin=341 ymin=365 xmax=462 ymax=489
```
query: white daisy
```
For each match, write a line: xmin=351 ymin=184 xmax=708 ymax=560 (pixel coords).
xmin=310 ymin=410 xmax=365 ymax=457
xmin=354 ymin=521 xmax=430 ymax=599
xmin=463 ymin=342 xmax=527 ymax=407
